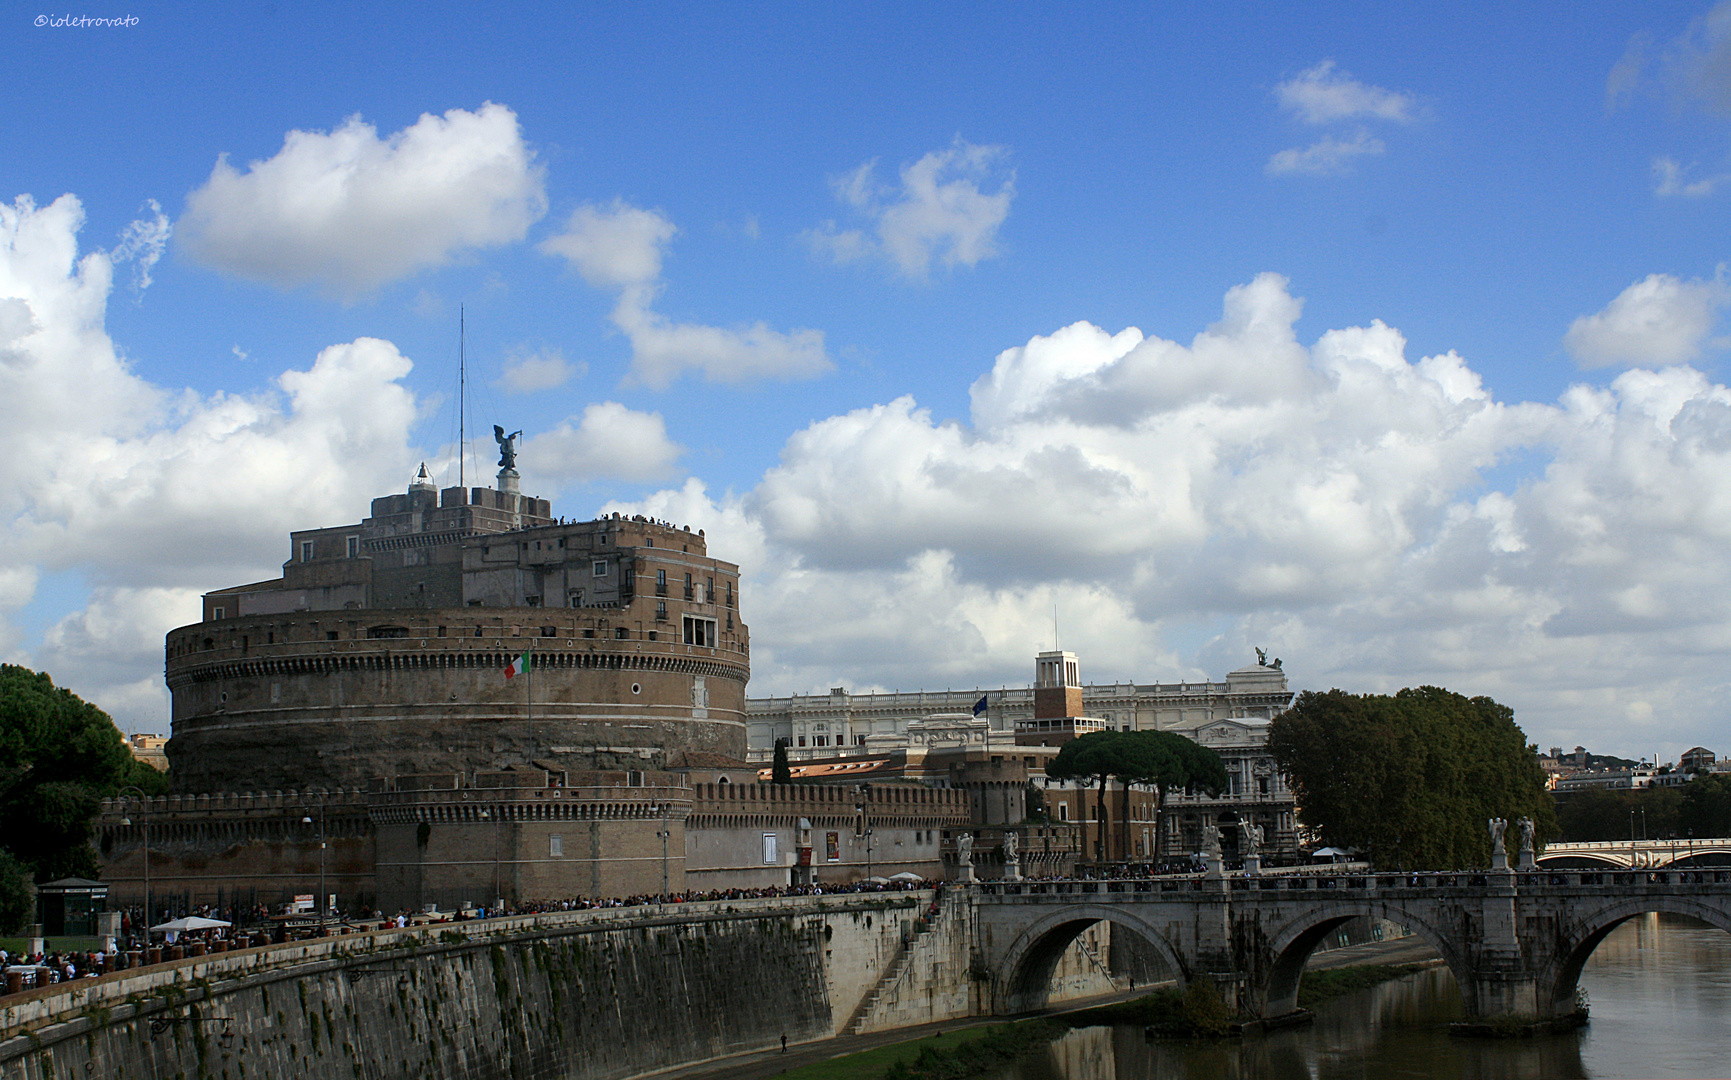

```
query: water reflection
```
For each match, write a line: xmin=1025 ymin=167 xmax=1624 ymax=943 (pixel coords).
xmin=997 ymin=914 xmax=1730 ymax=1080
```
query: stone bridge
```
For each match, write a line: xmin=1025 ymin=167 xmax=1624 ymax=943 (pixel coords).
xmin=974 ymin=866 xmax=1731 ymax=1025
xmin=1536 ymin=837 xmax=1731 ymax=869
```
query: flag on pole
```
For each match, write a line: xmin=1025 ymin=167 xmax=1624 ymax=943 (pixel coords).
xmin=972 ymin=694 xmax=988 ymax=716
xmin=504 ymin=652 xmax=532 ymax=679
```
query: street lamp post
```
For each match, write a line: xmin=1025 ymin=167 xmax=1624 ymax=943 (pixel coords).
xmin=117 ymin=786 xmax=150 ymax=941
xmin=300 ymin=804 xmax=327 ymax=919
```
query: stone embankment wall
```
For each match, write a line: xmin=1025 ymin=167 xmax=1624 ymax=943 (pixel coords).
xmin=1 ymin=893 xmax=962 ymax=1080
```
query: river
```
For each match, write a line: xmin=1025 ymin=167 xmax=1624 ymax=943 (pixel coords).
xmin=999 ymin=913 xmax=1731 ymax=1080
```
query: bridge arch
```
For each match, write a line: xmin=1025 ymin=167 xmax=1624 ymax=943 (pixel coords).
xmin=1536 ymin=895 xmax=1731 ymax=1017
xmin=1260 ymin=902 xmax=1474 ymax=1017
xmin=993 ymin=904 xmax=1185 ymax=1014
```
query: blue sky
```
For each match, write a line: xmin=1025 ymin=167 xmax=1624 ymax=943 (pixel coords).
xmin=6 ymin=2 xmax=1731 ymax=763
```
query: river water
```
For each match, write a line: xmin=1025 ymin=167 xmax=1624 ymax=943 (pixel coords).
xmin=1000 ymin=914 xmax=1731 ymax=1080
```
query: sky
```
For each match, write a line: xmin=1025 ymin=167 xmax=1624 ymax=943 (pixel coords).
xmin=5 ymin=3 xmax=1731 ymax=764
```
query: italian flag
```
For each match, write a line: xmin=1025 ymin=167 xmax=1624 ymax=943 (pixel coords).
xmin=504 ymin=652 xmax=532 ymax=679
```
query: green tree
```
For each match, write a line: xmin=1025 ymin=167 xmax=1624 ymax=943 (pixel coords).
xmin=1554 ymin=785 xmax=1681 ymax=842
xmin=1680 ymin=774 xmax=1731 ymax=837
xmin=1047 ymin=730 xmax=1228 ymax=862
xmin=0 ymin=664 xmax=166 ymax=882
xmin=0 ymin=850 xmax=32 ymax=935
xmin=771 ymin=738 xmax=792 ymax=784
xmin=1267 ymin=686 xmax=1554 ymax=871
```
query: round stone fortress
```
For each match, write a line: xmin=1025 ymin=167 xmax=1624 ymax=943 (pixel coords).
xmin=165 ymin=466 xmax=749 ymax=792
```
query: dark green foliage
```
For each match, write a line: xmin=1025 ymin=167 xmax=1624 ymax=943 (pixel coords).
xmin=772 ymin=738 xmax=792 ymax=784
xmin=0 ymin=849 xmax=32 ymax=934
xmin=1047 ymin=729 xmax=1228 ymax=859
xmin=1680 ymin=774 xmax=1731 ymax=837
xmin=1180 ymin=979 xmax=1233 ymax=1036
xmin=0 ymin=664 xmax=165 ymax=881
xmin=1554 ymin=785 xmax=1681 ymax=842
xmin=1267 ymin=686 xmax=1554 ymax=870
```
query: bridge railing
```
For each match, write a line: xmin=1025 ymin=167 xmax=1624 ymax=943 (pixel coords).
xmin=974 ymin=868 xmax=1731 ymax=897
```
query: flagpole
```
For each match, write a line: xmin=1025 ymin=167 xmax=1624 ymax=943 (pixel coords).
xmin=527 ymin=645 xmax=535 ymax=766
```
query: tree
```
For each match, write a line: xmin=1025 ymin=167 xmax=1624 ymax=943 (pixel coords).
xmin=1047 ymin=730 xmax=1228 ymax=862
xmin=771 ymin=738 xmax=792 ymax=784
xmin=1554 ymin=785 xmax=1681 ymax=842
xmin=0 ymin=664 xmax=167 ymax=882
xmin=1680 ymin=774 xmax=1731 ymax=837
xmin=1266 ymin=686 xmax=1554 ymax=871
xmin=0 ymin=850 xmax=32 ymax=935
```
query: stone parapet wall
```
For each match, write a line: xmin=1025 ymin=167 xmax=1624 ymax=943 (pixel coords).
xmin=1 ymin=893 xmax=942 ymax=1080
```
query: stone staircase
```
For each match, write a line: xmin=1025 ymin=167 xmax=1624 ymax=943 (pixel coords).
xmin=844 ymin=895 xmax=948 ymax=1034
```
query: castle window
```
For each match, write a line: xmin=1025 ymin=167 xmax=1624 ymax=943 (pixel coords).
xmin=815 ymin=736 xmax=827 ymax=747
xmin=212 ymin=606 xmax=225 ymax=620
xmin=582 ymin=628 xmax=594 ymax=638
xmin=682 ymin=616 xmax=717 ymax=647
xmin=593 ymin=561 xmax=609 ymax=577
xmin=346 ymin=536 xmax=359 ymax=558
xmin=655 ymin=569 xmax=667 ymax=595
xmin=656 ymin=600 xmax=668 ymax=621
xmin=683 ymin=573 xmax=693 ymax=600
xmin=549 ymin=835 xmax=563 ymax=858
xmin=301 ymin=541 xmax=314 ymax=562
xmin=647 ymin=630 xmax=658 ymax=640
xmin=615 ymin=627 xmax=628 ymax=639
xmin=726 ymin=582 xmax=734 ymax=608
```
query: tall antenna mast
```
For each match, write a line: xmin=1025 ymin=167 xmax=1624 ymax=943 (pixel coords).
xmin=459 ymin=305 xmax=466 ymax=489
xmin=1053 ymin=604 xmax=1059 ymax=651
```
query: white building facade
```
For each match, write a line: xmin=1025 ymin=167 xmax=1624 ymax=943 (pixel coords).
xmin=748 ymin=657 xmax=1301 ymax=861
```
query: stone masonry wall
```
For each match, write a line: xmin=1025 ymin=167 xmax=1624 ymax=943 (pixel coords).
xmin=1 ymin=893 xmax=947 ymax=1080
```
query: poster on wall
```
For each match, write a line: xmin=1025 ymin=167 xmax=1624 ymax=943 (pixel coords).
xmin=826 ymin=831 xmax=841 ymax=862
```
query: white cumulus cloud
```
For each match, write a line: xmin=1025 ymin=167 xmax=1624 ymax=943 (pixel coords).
xmin=540 ymin=200 xmax=830 ymax=388
xmin=498 ymin=348 xmax=583 ymax=393
xmin=609 ymin=272 xmax=1731 ymax=761
xmin=1564 ymin=272 xmax=1730 ymax=369
xmin=1275 ymin=60 xmax=1416 ymax=124
xmin=1269 ymin=62 xmax=1415 ymax=178
xmin=805 ymin=139 xmax=1014 ymax=279
xmin=180 ymin=103 xmax=546 ymax=296
xmin=1266 ymin=130 xmax=1387 ymax=176
xmin=521 ymin=402 xmax=682 ymax=486
xmin=0 ymin=191 xmax=425 ymax=727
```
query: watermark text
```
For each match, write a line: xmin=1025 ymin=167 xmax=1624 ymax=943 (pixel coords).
xmin=36 ymin=13 xmax=139 ymax=27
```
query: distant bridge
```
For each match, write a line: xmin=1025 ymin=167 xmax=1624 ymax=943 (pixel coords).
xmin=1535 ymin=837 xmax=1731 ymax=869
xmin=974 ymin=866 xmax=1731 ymax=1025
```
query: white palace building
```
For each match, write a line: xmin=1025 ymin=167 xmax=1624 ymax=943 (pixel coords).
xmin=746 ymin=652 xmax=1301 ymax=861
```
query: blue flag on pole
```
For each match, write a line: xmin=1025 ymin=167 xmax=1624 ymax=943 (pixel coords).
xmin=972 ymin=694 xmax=988 ymax=716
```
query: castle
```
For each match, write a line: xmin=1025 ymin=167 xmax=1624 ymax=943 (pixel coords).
xmin=166 ymin=464 xmax=748 ymax=791
xmin=99 ymin=463 xmax=971 ymax=914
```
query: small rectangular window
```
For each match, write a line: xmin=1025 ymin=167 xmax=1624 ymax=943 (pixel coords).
xmin=762 ymin=833 xmax=779 ymax=865
xmin=549 ymin=835 xmax=563 ymax=858
xmin=346 ymin=535 xmax=359 ymax=558
xmin=797 ymin=736 xmax=806 ymax=747
xmin=815 ymin=735 xmax=827 ymax=747
xmin=301 ymin=541 xmax=314 ymax=562
xmin=593 ymin=560 xmax=609 ymax=577
xmin=212 ymin=606 xmax=225 ymax=620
